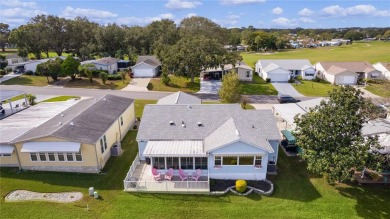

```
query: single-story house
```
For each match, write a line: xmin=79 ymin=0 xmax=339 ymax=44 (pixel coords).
xmin=131 ymin=56 xmax=161 ymax=78
xmin=124 ymin=92 xmax=280 ymax=193
xmin=5 ymin=54 xmax=29 ymax=65
xmin=373 ymin=62 xmax=390 ymax=80
xmin=8 ymin=56 xmax=69 ymax=73
xmin=91 ymin=57 xmax=120 ymax=74
xmin=201 ymin=62 xmax=253 ymax=81
xmin=361 ymin=118 xmax=390 ymax=155
xmin=255 ymin=59 xmax=316 ymax=82
xmin=315 ymin=62 xmax=381 ymax=85
xmin=0 ymin=95 xmax=135 ymax=173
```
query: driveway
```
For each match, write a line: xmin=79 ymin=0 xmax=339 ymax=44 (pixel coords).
xmin=121 ymin=78 xmax=151 ymax=92
xmin=0 ymin=73 xmax=20 ymax=83
xmin=271 ymin=82 xmax=304 ymax=98
xmin=197 ymin=79 xmax=222 ymax=94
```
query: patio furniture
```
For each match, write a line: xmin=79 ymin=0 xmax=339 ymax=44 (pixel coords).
xmin=191 ymin=169 xmax=202 ymax=181
xmin=151 ymin=168 xmax=161 ymax=181
xmin=165 ymin=168 xmax=174 ymax=181
xmin=14 ymin=104 xmax=20 ymax=111
xmin=178 ymin=169 xmax=188 ymax=181
xmin=22 ymin=102 xmax=26 ymax=108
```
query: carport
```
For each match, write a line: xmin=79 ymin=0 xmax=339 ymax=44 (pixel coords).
xmin=0 ymin=90 xmax=28 ymax=119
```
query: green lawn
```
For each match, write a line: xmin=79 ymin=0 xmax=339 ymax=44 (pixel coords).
xmin=364 ymin=83 xmax=390 ymax=98
xmin=241 ymin=41 xmax=390 ymax=68
xmin=2 ymin=94 xmax=26 ymax=103
xmin=1 ymin=130 xmax=389 ymax=218
xmin=240 ymin=73 xmax=278 ymax=95
xmin=42 ymin=96 xmax=80 ymax=102
xmin=293 ymin=80 xmax=339 ymax=97
xmin=134 ymin=99 xmax=157 ymax=118
xmin=0 ymin=75 xmax=51 ymax=86
xmin=148 ymin=76 xmax=200 ymax=93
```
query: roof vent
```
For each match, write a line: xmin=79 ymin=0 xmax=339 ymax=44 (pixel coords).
xmin=252 ymin=125 xmax=255 ymax=129
xmin=58 ymin=122 xmax=62 ymax=126
xmin=169 ymin=121 xmax=174 ymax=126
xmin=182 ymin=124 xmax=186 ymax=128
xmin=182 ymin=121 xmax=185 ymax=125
xmin=235 ymin=129 xmax=240 ymax=136
xmin=70 ymin=122 xmax=75 ymax=126
xmin=188 ymin=105 xmax=191 ymax=109
xmin=103 ymin=98 xmax=106 ymax=101
xmin=198 ymin=121 xmax=202 ymax=127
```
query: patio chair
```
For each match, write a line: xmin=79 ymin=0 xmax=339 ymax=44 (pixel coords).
xmin=151 ymin=167 xmax=161 ymax=181
xmin=165 ymin=168 xmax=174 ymax=181
xmin=178 ymin=169 xmax=188 ymax=181
xmin=191 ymin=169 xmax=202 ymax=181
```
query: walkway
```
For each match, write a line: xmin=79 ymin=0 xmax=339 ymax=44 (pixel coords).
xmin=0 ymin=73 xmax=20 ymax=83
xmin=121 ymin=78 xmax=151 ymax=92
xmin=271 ymin=82 xmax=304 ymax=98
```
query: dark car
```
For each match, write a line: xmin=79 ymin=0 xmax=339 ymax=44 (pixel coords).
xmin=277 ymin=95 xmax=301 ymax=103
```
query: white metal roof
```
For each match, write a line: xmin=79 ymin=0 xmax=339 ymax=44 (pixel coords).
xmin=273 ymin=103 xmax=306 ymax=128
xmin=0 ymin=90 xmax=26 ymax=102
xmin=143 ymin=141 xmax=206 ymax=157
xmin=21 ymin=142 xmax=80 ymax=153
xmin=0 ymin=145 xmax=15 ymax=154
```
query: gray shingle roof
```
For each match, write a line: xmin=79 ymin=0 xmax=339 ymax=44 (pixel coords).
xmin=157 ymin=92 xmax=201 ymax=105
xmin=94 ymin=57 xmax=120 ymax=65
xmin=318 ymin=62 xmax=377 ymax=74
xmin=259 ymin=59 xmax=313 ymax=71
xmin=361 ymin=119 xmax=390 ymax=136
xmin=12 ymin=95 xmax=134 ymax=144
xmin=136 ymin=56 xmax=161 ymax=67
xmin=137 ymin=104 xmax=280 ymax=143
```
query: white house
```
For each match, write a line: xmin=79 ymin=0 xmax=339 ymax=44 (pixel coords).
xmin=255 ymin=59 xmax=316 ymax=82
xmin=373 ymin=62 xmax=390 ymax=80
xmin=5 ymin=54 xmax=28 ymax=66
xmin=131 ymin=56 xmax=161 ymax=78
xmin=123 ymin=92 xmax=280 ymax=193
xmin=201 ymin=61 xmax=253 ymax=81
xmin=91 ymin=57 xmax=120 ymax=74
xmin=315 ymin=62 xmax=380 ymax=85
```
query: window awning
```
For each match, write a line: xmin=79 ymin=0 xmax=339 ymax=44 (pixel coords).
xmin=281 ymin=130 xmax=296 ymax=144
xmin=143 ymin=141 xmax=206 ymax=157
xmin=0 ymin=145 xmax=15 ymax=154
xmin=213 ymin=153 xmax=265 ymax=156
xmin=21 ymin=142 xmax=80 ymax=153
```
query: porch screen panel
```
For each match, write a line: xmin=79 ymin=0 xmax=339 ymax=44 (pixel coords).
xmin=239 ymin=156 xmax=254 ymax=165
xmin=153 ymin=157 xmax=165 ymax=169
xmin=223 ymin=156 xmax=237 ymax=165
xmin=180 ymin=157 xmax=193 ymax=169
xmin=166 ymin=157 xmax=179 ymax=169
xmin=195 ymin=157 xmax=208 ymax=169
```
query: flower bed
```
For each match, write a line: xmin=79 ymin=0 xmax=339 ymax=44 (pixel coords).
xmin=210 ymin=179 xmax=273 ymax=196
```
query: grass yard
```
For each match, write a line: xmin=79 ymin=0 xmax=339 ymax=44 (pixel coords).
xmin=134 ymin=99 xmax=157 ymax=118
xmin=240 ymin=73 xmax=278 ymax=95
xmin=147 ymin=76 xmax=200 ymax=93
xmin=241 ymin=41 xmax=390 ymax=67
xmin=2 ymin=94 xmax=26 ymax=103
xmin=63 ymin=77 xmax=131 ymax=90
xmin=364 ymin=83 xmax=390 ymax=98
xmin=293 ymin=80 xmax=339 ymax=96
xmin=0 ymin=75 xmax=51 ymax=86
xmin=1 ymin=130 xmax=389 ymax=218
xmin=42 ymin=96 xmax=80 ymax=102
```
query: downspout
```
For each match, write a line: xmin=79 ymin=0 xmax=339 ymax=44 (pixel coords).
xmin=13 ymin=145 xmax=22 ymax=170
xmin=93 ymin=143 xmax=100 ymax=173
xmin=118 ymin=117 xmax=122 ymax=141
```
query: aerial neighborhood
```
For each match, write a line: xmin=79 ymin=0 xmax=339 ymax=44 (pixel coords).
xmin=0 ymin=1 xmax=389 ymax=218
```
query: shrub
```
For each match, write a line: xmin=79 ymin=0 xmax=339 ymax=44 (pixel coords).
xmin=107 ymin=74 xmax=122 ymax=80
xmin=313 ymin=77 xmax=321 ymax=82
xmin=133 ymin=124 xmax=138 ymax=130
xmin=112 ymin=70 xmax=117 ymax=74
xmin=266 ymin=78 xmax=271 ymax=83
xmin=296 ymin=76 xmax=302 ymax=81
xmin=0 ymin=69 xmax=6 ymax=75
xmin=25 ymin=70 xmax=34 ymax=75
xmin=288 ymin=78 xmax=295 ymax=83
xmin=235 ymin=180 xmax=247 ymax=193
xmin=99 ymin=72 xmax=109 ymax=84
xmin=161 ymin=72 xmax=171 ymax=85
xmin=26 ymin=94 xmax=36 ymax=105
xmin=92 ymin=70 xmax=101 ymax=77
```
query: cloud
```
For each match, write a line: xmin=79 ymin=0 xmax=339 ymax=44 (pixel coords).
xmin=271 ymin=17 xmax=297 ymax=27
xmin=272 ymin=7 xmax=283 ymax=15
xmin=321 ymin=4 xmax=390 ymax=17
xmin=0 ymin=7 xmax=47 ymax=18
xmin=165 ymin=0 xmax=201 ymax=9
xmin=299 ymin=17 xmax=315 ymax=23
xmin=117 ymin=14 xmax=175 ymax=26
xmin=226 ymin=14 xmax=240 ymax=19
xmin=220 ymin=0 xmax=266 ymax=5
xmin=298 ymin=8 xmax=314 ymax=16
xmin=61 ymin=6 xmax=118 ymax=19
xmin=0 ymin=0 xmax=37 ymax=8
xmin=185 ymin=13 xmax=197 ymax=18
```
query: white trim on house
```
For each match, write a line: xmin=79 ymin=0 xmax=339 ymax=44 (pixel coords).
xmin=143 ymin=140 xmax=205 ymax=157
xmin=21 ymin=142 xmax=81 ymax=153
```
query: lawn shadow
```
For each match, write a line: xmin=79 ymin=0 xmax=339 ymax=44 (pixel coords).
xmin=1 ymin=76 xmax=34 ymax=85
xmin=336 ymin=184 xmax=390 ymax=219
xmin=130 ymin=192 xmax=233 ymax=203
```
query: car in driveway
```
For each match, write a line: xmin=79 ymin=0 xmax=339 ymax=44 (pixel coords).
xmin=277 ymin=94 xmax=301 ymax=103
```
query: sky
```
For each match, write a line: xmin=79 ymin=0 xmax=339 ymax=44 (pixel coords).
xmin=1 ymin=0 xmax=390 ymax=29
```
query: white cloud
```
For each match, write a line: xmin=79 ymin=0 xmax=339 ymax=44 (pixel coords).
xmin=61 ymin=6 xmax=118 ymax=19
xmin=220 ymin=0 xmax=266 ymax=5
xmin=272 ymin=7 xmax=283 ymax=15
xmin=321 ymin=4 xmax=390 ymax=17
xmin=165 ymin=0 xmax=201 ymax=9
xmin=185 ymin=13 xmax=197 ymax=18
xmin=117 ymin=14 xmax=176 ymax=26
xmin=0 ymin=0 xmax=37 ymax=8
xmin=271 ymin=17 xmax=297 ymax=27
xmin=226 ymin=14 xmax=240 ymax=19
xmin=299 ymin=17 xmax=315 ymax=23
xmin=298 ymin=8 xmax=314 ymax=16
xmin=0 ymin=7 xmax=47 ymax=18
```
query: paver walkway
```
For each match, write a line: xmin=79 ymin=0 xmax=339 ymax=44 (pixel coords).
xmin=271 ymin=82 xmax=305 ymax=97
xmin=121 ymin=78 xmax=151 ymax=92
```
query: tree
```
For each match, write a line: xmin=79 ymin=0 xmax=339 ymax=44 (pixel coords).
xmin=78 ymin=63 xmax=95 ymax=83
xmin=0 ymin=54 xmax=8 ymax=69
xmin=61 ymin=56 xmax=80 ymax=80
xmin=9 ymin=24 xmax=45 ymax=59
xmin=383 ymin=29 xmax=390 ymax=40
xmin=179 ymin=16 xmax=227 ymax=44
xmin=0 ymin=23 xmax=10 ymax=52
xmin=47 ymin=59 xmax=62 ymax=81
xmin=219 ymin=71 xmax=242 ymax=103
xmin=67 ymin=17 xmax=99 ymax=60
xmin=99 ymin=72 xmax=108 ymax=85
xmin=294 ymin=86 xmax=384 ymax=183
xmin=120 ymin=71 xmax=127 ymax=84
xmin=95 ymin=24 xmax=125 ymax=57
xmin=161 ymin=66 xmax=171 ymax=85
xmin=344 ymin=30 xmax=364 ymax=42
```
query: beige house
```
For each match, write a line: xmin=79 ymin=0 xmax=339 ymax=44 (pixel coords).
xmin=0 ymin=95 xmax=135 ymax=173
xmin=201 ymin=61 xmax=253 ymax=81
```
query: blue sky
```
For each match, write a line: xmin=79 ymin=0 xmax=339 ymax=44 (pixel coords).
xmin=1 ymin=0 xmax=390 ymax=29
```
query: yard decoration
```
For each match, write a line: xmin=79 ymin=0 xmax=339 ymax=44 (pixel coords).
xmin=235 ymin=180 xmax=247 ymax=193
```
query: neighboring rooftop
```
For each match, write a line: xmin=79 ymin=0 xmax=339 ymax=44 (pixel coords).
xmin=94 ymin=57 xmax=120 ymax=66
xmin=0 ymin=90 xmax=26 ymax=102
xmin=319 ymin=62 xmax=377 ymax=74
xmin=259 ymin=59 xmax=313 ymax=70
xmin=378 ymin=62 xmax=390 ymax=71
xmin=204 ymin=61 xmax=253 ymax=72
xmin=362 ymin=119 xmax=390 ymax=136
xmin=157 ymin=92 xmax=202 ymax=105
xmin=135 ymin=56 xmax=161 ymax=67
xmin=12 ymin=95 xmax=134 ymax=144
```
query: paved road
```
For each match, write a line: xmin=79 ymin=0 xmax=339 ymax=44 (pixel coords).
xmin=271 ymin=82 xmax=305 ymax=97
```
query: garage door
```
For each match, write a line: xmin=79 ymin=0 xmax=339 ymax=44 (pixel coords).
xmin=270 ymin=73 xmax=289 ymax=82
xmin=133 ymin=68 xmax=154 ymax=78
xmin=340 ymin=76 xmax=356 ymax=85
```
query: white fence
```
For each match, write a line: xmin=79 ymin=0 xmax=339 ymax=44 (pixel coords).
xmin=124 ymin=154 xmax=140 ymax=182
xmin=124 ymin=179 xmax=210 ymax=193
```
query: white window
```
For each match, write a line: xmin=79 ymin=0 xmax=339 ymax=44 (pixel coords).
xmin=48 ymin=153 xmax=56 ymax=161
xmin=57 ymin=153 xmax=65 ymax=161
xmin=238 ymin=156 xmax=253 ymax=165
xmin=0 ymin=153 xmax=12 ymax=157
xmin=66 ymin=153 xmax=74 ymax=161
xmin=100 ymin=135 xmax=108 ymax=154
xmin=255 ymin=156 xmax=262 ymax=166
xmin=214 ymin=156 xmax=222 ymax=166
xmin=75 ymin=153 xmax=83 ymax=161
xmin=30 ymin=153 xmax=38 ymax=161
xmin=246 ymin=71 xmax=250 ymax=77
xmin=153 ymin=157 xmax=165 ymax=169
xmin=223 ymin=156 xmax=237 ymax=165
xmin=180 ymin=157 xmax=193 ymax=169
xmin=39 ymin=153 xmax=47 ymax=161
xmin=120 ymin=116 xmax=123 ymax=126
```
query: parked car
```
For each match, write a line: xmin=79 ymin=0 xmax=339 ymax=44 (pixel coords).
xmin=277 ymin=95 xmax=301 ymax=103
